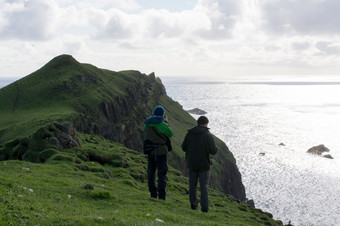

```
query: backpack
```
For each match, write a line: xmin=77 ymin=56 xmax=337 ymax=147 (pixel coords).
xmin=143 ymin=127 xmax=172 ymax=154
xmin=143 ymin=139 xmax=159 ymax=155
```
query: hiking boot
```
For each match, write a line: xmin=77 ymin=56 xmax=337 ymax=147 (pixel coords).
xmin=191 ymin=204 xmax=198 ymax=210
xmin=201 ymin=209 xmax=208 ymax=213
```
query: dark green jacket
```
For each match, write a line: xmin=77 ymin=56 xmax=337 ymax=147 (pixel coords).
xmin=181 ymin=126 xmax=217 ymax=171
xmin=143 ymin=122 xmax=173 ymax=155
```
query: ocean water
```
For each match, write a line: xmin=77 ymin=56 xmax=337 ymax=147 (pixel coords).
xmin=163 ymin=77 xmax=340 ymax=226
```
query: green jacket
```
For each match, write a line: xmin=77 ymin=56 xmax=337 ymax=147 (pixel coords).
xmin=143 ymin=122 xmax=173 ymax=155
xmin=181 ymin=126 xmax=217 ymax=171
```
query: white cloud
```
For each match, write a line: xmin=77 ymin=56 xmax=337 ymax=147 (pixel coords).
xmin=291 ymin=41 xmax=311 ymax=51
xmin=56 ymin=0 xmax=140 ymax=11
xmin=259 ymin=0 xmax=340 ymax=35
xmin=194 ymin=0 xmax=240 ymax=39
xmin=315 ymin=41 xmax=340 ymax=55
xmin=0 ymin=0 xmax=58 ymax=40
xmin=1 ymin=0 xmax=340 ymax=77
xmin=95 ymin=9 xmax=133 ymax=39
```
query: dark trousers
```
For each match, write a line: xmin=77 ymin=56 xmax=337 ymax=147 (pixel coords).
xmin=147 ymin=154 xmax=168 ymax=200
xmin=189 ymin=169 xmax=210 ymax=212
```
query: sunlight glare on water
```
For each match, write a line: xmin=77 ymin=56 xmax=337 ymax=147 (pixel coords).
xmin=163 ymin=77 xmax=340 ymax=226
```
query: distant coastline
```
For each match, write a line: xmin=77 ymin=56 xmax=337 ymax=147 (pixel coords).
xmin=231 ymin=81 xmax=340 ymax=85
xmin=0 ymin=77 xmax=21 ymax=89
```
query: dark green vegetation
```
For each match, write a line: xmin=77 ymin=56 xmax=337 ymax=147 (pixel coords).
xmin=0 ymin=132 xmax=282 ymax=225
xmin=0 ymin=55 xmax=283 ymax=224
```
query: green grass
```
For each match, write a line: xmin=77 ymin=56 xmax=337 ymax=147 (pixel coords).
xmin=0 ymin=55 xmax=147 ymax=145
xmin=0 ymin=133 xmax=283 ymax=225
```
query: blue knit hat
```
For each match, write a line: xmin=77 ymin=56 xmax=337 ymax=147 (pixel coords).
xmin=152 ymin=105 xmax=165 ymax=117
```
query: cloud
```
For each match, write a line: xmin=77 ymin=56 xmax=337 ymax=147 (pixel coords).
xmin=96 ymin=9 xmax=133 ymax=39
xmin=194 ymin=0 xmax=241 ymax=39
xmin=291 ymin=41 xmax=311 ymax=51
xmin=0 ymin=0 xmax=57 ymax=40
xmin=1 ymin=0 xmax=340 ymax=77
xmin=93 ymin=0 xmax=241 ymax=42
xmin=260 ymin=0 xmax=340 ymax=35
xmin=0 ymin=0 xmax=242 ymax=42
xmin=56 ymin=0 xmax=140 ymax=11
xmin=316 ymin=41 xmax=340 ymax=55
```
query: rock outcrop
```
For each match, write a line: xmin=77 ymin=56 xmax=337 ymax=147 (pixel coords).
xmin=323 ymin=154 xmax=334 ymax=159
xmin=307 ymin=144 xmax=333 ymax=159
xmin=187 ymin=108 xmax=207 ymax=115
xmin=0 ymin=122 xmax=80 ymax=163
xmin=73 ymin=71 xmax=164 ymax=152
xmin=307 ymin=144 xmax=329 ymax=155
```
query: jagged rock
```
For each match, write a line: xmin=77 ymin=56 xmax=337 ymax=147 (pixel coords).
xmin=307 ymin=144 xmax=330 ymax=155
xmin=148 ymin=72 xmax=156 ymax=82
xmin=323 ymin=154 xmax=334 ymax=159
xmin=187 ymin=108 xmax=207 ymax=115
xmin=49 ymin=137 xmax=63 ymax=150
xmin=259 ymin=152 xmax=265 ymax=156
xmin=57 ymin=122 xmax=76 ymax=137
xmin=212 ymin=143 xmax=246 ymax=201
xmin=54 ymin=122 xmax=81 ymax=148
xmin=0 ymin=122 xmax=82 ymax=163
xmin=245 ymin=199 xmax=255 ymax=208
xmin=55 ymin=131 xmax=80 ymax=149
xmin=279 ymin=142 xmax=285 ymax=146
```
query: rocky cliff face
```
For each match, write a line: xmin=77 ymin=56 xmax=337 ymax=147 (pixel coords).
xmin=72 ymin=72 xmax=164 ymax=152
xmin=213 ymin=142 xmax=246 ymax=201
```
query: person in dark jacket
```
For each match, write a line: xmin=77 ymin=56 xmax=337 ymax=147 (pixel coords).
xmin=143 ymin=105 xmax=173 ymax=200
xmin=181 ymin=116 xmax=217 ymax=212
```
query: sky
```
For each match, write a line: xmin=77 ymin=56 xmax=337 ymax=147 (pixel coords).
xmin=1 ymin=0 xmax=340 ymax=79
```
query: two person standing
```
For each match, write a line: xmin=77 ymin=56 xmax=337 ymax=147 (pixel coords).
xmin=144 ymin=106 xmax=217 ymax=212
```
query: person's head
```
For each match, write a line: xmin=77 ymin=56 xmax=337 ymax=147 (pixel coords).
xmin=197 ymin=116 xmax=209 ymax=126
xmin=152 ymin=105 xmax=165 ymax=118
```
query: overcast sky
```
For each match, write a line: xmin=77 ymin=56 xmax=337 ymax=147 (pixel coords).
xmin=1 ymin=0 xmax=340 ymax=78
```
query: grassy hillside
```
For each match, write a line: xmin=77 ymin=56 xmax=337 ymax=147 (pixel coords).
xmin=0 ymin=55 xmax=246 ymax=201
xmin=0 ymin=132 xmax=283 ymax=225
xmin=0 ymin=55 xmax=152 ymax=145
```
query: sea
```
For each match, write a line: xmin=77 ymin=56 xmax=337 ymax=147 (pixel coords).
xmin=162 ymin=76 xmax=340 ymax=226
xmin=1 ymin=76 xmax=340 ymax=225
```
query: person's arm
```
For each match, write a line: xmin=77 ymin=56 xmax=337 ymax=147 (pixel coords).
xmin=207 ymin=133 xmax=217 ymax=155
xmin=158 ymin=122 xmax=173 ymax=138
xmin=181 ymin=134 xmax=188 ymax=152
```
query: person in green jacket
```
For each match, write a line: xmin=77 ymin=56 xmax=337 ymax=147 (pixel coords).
xmin=181 ymin=116 xmax=217 ymax=212
xmin=143 ymin=106 xmax=173 ymax=200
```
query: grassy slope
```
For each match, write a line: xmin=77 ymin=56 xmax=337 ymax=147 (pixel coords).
xmin=0 ymin=133 xmax=282 ymax=225
xmin=0 ymin=55 xmax=141 ymax=145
